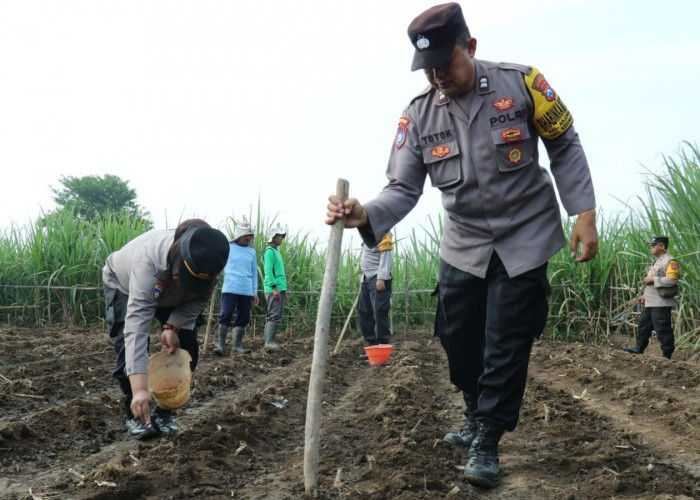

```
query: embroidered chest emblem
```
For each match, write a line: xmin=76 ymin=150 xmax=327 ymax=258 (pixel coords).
xmin=493 ymin=98 xmax=514 ymax=110
xmin=507 ymin=147 xmax=522 ymax=164
xmin=431 ymin=145 xmax=451 ymax=158
xmin=501 ymin=126 xmax=523 ymax=143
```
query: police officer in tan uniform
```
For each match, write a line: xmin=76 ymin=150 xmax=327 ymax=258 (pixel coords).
xmin=623 ymin=236 xmax=679 ymax=359
xmin=326 ymin=2 xmax=598 ymax=488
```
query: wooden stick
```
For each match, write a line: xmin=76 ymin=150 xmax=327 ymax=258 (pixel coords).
xmin=332 ymin=291 xmax=360 ymax=356
xmin=203 ymin=296 xmax=217 ymax=352
xmin=304 ymin=178 xmax=349 ymax=498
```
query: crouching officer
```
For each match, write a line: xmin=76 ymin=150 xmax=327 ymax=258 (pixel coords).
xmin=104 ymin=219 xmax=229 ymax=439
xmin=623 ymin=236 xmax=680 ymax=359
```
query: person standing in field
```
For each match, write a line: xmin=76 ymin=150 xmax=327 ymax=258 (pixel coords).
xmin=215 ymin=220 xmax=259 ymax=355
xmin=358 ymin=231 xmax=394 ymax=354
xmin=262 ymin=226 xmax=287 ymax=349
xmin=623 ymin=236 xmax=679 ymax=359
xmin=103 ymin=219 xmax=229 ymax=439
xmin=326 ymin=2 xmax=598 ymax=488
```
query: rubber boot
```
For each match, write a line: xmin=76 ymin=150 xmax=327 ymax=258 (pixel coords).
xmin=622 ymin=345 xmax=642 ymax=355
xmin=465 ymin=420 xmax=504 ymax=489
xmin=232 ymin=326 xmax=250 ymax=354
xmin=264 ymin=322 xmax=279 ymax=349
xmin=214 ymin=324 xmax=228 ymax=356
xmin=444 ymin=393 xmax=478 ymax=448
xmin=123 ymin=395 xmax=158 ymax=440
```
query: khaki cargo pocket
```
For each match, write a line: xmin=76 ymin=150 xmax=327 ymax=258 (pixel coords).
xmin=422 ymin=138 xmax=461 ymax=189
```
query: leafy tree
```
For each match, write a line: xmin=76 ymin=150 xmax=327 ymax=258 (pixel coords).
xmin=45 ymin=174 xmax=152 ymax=228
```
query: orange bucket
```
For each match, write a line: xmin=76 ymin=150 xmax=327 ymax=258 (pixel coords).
xmin=364 ymin=344 xmax=393 ymax=366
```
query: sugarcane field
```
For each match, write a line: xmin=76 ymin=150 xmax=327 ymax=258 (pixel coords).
xmin=0 ymin=322 xmax=698 ymax=500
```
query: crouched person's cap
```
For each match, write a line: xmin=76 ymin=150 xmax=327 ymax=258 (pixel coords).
xmin=179 ymin=226 xmax=229 ymax=294
xmin=650 ymin=236 xmax=669 ymax=247
xmin=407 ymin=2 xmax=469 ymax=71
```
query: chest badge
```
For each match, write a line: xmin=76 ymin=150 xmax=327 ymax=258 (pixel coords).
xmin=493 ymin=98 xmax=514 ymax=111
xmin=501 ymin=126 xmax=523 ymax=143
xmin=395 ymin=116 xmax=411 ymax=150
xmin=507 ymin=147 xmax=522 ymax=164
xmin=431 ymin=145 xmax=451 ymax=158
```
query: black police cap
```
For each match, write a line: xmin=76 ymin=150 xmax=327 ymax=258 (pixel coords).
xmin=407 ymin=3 xmax=470 ymax=71
xmin=650 ymin=236 xmax=669 ymax=247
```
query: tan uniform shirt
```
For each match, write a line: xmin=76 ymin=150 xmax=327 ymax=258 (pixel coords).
xmin=642 ymin=252 xmax=679 ymax=307
xmin=103 ymin=230 xmax=211 ymax=375
xmin=361 ymin=59 xmax=596 ymax=278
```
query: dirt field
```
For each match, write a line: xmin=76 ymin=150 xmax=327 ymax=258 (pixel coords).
xmin=0 ymin=323 xmax=698 ymax=500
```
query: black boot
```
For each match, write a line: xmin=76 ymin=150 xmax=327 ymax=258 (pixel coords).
xmin=465 ymin=420 xmax=504 ymax=489
xmin=444 ymin=394 xmax=477 ymax=448
xmin=123 ymin=395 xmax=158 ymax=440
xmin=622 ymin=345 xmax=642 ymax=354
xmin=151 ymin=405 xmax=180 ymax=436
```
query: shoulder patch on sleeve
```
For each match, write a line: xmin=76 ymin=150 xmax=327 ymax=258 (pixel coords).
xmin=377 ymin=233 xmax=393 ymax=252
xmin=666 ymin=260 xmax=679 ymax=279
xmin=524 ymin=67 xmax=573 ymax=139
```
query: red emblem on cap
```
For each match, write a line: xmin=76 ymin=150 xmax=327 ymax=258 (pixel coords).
xmin=532 ymin=74 xmax=556 ymax=102
xmin=395 ymin=116 xmax=411 ymax=150
xmin=431 ymin=145 xmax=451 ymax=158
xmin=507 ymin=148 xmax=522 ymax=164
xmin=501 ymin=126 xmax=522 ymax=143
xmin=493 ymin=98 xmax=514 ymax=111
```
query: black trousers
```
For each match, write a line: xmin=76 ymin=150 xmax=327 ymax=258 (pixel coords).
xmin=636 ymin=306 xmax=674 ymax=358
xmin=104 ymin=286 xmax=200 ymax=400
xmin=359 ymin=276 xmax=392 ymax=345
xmin=219 ymin=292 xmax=253 ymax=327
xmin=435 ymin=254 xmax=550 ymax=431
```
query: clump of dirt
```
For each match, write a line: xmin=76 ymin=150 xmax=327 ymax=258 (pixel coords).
xmin=0 ymin=324 xmax=698 ymax=499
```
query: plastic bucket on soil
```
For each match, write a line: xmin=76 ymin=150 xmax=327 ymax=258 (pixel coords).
xmin=364 ymin=344 xmax=393 ymax=366
xmin=147 ymin=349 xmax=192 ymax=409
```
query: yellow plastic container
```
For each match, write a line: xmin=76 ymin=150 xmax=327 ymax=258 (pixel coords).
xmin=147 ymin=349 xmax=192 ymax=409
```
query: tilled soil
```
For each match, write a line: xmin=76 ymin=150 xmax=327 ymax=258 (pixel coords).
xmin=0 ymin=324 xmax=698 ymax=500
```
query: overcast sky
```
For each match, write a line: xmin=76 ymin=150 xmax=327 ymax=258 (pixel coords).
xmin=2 ymin=0 xmax=699 ymax=247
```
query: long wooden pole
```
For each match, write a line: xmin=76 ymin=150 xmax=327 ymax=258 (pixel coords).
xmin=304 ymin=179 xmax=348 ymax=498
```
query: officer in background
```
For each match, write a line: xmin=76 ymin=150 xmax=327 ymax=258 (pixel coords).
xmin=326 ymin=2 xmax=598 ymax=488
xmin=358 ymin=232 xmax=393 ymax=353
xmin=623 ymin=236 xmax=680 ymax=359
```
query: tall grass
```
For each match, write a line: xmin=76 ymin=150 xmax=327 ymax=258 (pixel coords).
xmin=0 ymin=144 xmax=697 ymax=349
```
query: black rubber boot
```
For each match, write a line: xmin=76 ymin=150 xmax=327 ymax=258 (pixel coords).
xmin=465 ymin=420 xmax=504 ymax=489
xmin=123 ymin=395 xmax=158 ymax=440
xmin=232 ymin=326 xmax=250 ymax=354
xmin=622 ymin=345 xmax=642 ymax=354
xmin=151 ymin=405 xmax=180 ymax=436
xmin=444 ymin=393 xmax=478 ymax=448
xmin=214 ymin=324 xmax=228 ymax=356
